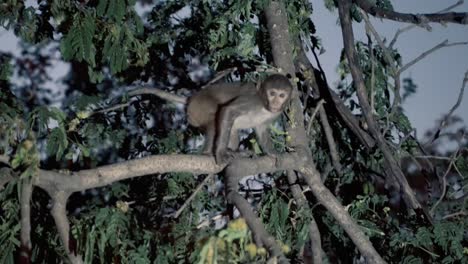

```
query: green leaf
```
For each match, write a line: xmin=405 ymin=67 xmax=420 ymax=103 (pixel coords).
xmin=61 ymin=13 xmax=96 ymax=66
xmin=31 ymin=106 xmax=66 ymax=134
xmin=47 ymin=127 xmax=68 ymax=161
xmin=0 ymin=58 xmax=13 ymax=80
xmin=97 ymin=0 xmax=127 ymax=21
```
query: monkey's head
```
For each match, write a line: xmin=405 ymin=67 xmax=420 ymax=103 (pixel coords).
xmin=260 ymin=74 xmax=293 ymax=113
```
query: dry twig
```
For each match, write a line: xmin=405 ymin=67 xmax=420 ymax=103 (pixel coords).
xmin=426 ymin=71 xmax=468 ymax=145
xmin=173 ymin=174 xmax=214 ymax=218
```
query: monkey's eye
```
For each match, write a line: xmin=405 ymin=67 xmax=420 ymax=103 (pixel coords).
xmin=279 ymin=93 xmax=286 ymax=98
xmin=269 ymin=91 xmax=276 ymax=96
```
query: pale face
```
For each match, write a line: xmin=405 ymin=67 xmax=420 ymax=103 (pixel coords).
xmin=266 ymin=88 xmax=289 ymax=113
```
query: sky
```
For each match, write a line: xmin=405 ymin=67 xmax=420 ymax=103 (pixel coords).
xmin=312 ymin=0 xmax=468 ymax=137
xmin=0 ymin=0 xmax=467 ymax=138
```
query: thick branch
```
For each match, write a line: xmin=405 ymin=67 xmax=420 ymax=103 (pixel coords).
xmin=264 ymin=1 xmax=309 ymax=151
xmin=286 ymin=170 xmax=323 ymax=264
xmin=338 ymin=0 xmax=424 ymax=211
xmin=389 ymin=0 xmax=465 ymax=48
xmin=50 ymin=191 xmax=83 ymax=264
xmin=264 ymin=3 xmax=383 ymax=261
xmin=299 ymin=165 xmax=386 ymax=264
xmin=19 ymin=179 xmax=33 ymax=262
xmin=355 ymin=0 xmax=468 ymax=25
xmin=225 ymin=155 xmax=384 ymax=262
xmin=227 ymin=191 xmax=289 ymax=263
xmin=0 ymin=152 xmax=307 ymax=264
xmin=224 ymin=156 xmax=305 ymax=263
xmin=35 ymin=155 xmax=220 ymax=194
xmin=307 ymin=219 xmax=323 ymax=264
xmin=0 ymin=153 xmax=310 ymax=201
xmin=295 ymin=46 xmax=376 ymax=149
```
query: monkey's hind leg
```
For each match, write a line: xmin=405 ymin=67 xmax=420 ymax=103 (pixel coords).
xmin=202 ymin=123 xmax=216 ymax=155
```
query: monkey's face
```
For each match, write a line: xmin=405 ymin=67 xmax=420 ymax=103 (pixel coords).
xmin=266 ymin=88 xmax=289 ymax=113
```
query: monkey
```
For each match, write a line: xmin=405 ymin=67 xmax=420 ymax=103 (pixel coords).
xmin=187 ymin=74 xmax=293 ymax=164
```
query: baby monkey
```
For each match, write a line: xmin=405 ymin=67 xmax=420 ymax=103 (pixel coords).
xmin=187 ymin=74 xmax=292 ymax=164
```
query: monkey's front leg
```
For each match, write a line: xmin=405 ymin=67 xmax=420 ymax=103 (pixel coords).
xmin=215 ymin=107 xmax=241 ymax=164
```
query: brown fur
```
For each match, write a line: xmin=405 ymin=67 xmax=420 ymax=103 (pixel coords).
xmin=187 ymin=74 xmax=292 ymax=163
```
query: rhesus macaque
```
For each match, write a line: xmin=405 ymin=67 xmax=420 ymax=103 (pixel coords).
xmin=187 ymin=74 xmax=293 ymax=164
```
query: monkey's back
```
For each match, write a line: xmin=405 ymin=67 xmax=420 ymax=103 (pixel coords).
xmin=187 ymin=82 xmax=256 ymax=128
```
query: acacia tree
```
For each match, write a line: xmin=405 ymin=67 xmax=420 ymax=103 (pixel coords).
xmin=0 ymin=0 xmax=467 ymax=263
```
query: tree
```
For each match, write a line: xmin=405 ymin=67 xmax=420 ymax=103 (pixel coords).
xmin=1 ymin=0 xmax=467 ymax=263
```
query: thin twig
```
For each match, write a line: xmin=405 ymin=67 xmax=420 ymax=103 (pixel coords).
xmin=442 ymin=209 xmax=467 ymax=219
xmin=396 ymin=129 xmax=415 ymax=149
xmin=361 ymin=10 xmax=402 ymax=133
xmin=389 ymin=24 xmax=416 ymax=49
xmin=426 ymin=70 xmax=468 ymax=145
xmin=173 ymin=174 xmax=214 ymax=218
xmin=452 ymin=162 xmax=465 ymax=179
xmin=414 ymin=155 xmax=451 ymax=161
xmin=93 ymin=102 xmax=131 ymax=115
xmin=430 ymin=149 xmax=460 ymax=214
xmin=306 ymin=99 xmax=325 ymax=135
xmin=399 ymin=41 xmax=468 ymax=73
xmin=361 ymin=11 xmax=398 ymax=75
xmin=367 ymin=27 xmax=376 ymax=114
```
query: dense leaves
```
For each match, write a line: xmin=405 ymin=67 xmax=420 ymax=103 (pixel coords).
xmin=0 ymin=0 xmax=466 ymax=263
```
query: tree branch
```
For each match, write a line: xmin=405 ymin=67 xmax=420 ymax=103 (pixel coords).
xmin=264 ymin=0 xmax=308 ymax=152
xmin=34 ymin=155 xmax=221 ymax=194
xmin=298 ymin=165 xmax=386 ymax=264
xmin=296 ymin=45 xmax=376 ymax=149
xmin=19 ymin=179 xmax=33 ymax=263
xmin=338 ymin=0 xmax=425 ymax=212
xmin=430 ymin=149 xmax=461 ymax=214
xmin=426 ymin=71 xmax=468 ymax=144
xmin=50 ymin=191 xmax=83 ymax=264
xmin=173 ymin=174 xmax=214 ymax=218
xmin=306 ymin=99 xmax=324 ymax=135
xmin=226 ymin=191 xmax=288 ymax=263
xmin=389 ymin=0 xmax=465 ymax=48
xmin=286 ymin=170 xmax=323 ymax=264
xmin=400 ymin=41 xmax=468 ymax=74
xmin=355 ymin=0 xmax=468 ymax=25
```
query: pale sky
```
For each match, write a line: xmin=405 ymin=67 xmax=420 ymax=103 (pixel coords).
xmin=0 ymin=0 xmax=467 ymax=138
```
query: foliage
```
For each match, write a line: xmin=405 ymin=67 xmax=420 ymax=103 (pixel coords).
xmin=0 ymin=0 xmax=466 ymax=263
xmin=198 ymin=218 xmax=261 ymax=263
xmin=259 ymin=189 xmax=311 ymax=252
xmin=0 ymin=182 xmax=21 ymax=264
